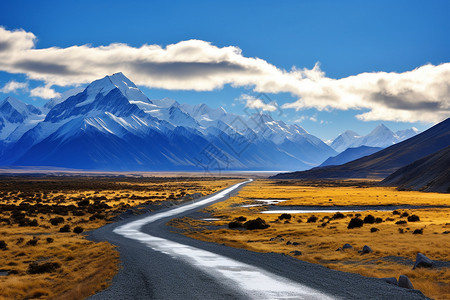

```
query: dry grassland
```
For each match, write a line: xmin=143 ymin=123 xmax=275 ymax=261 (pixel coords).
xmin=0 ymin=176 xmax=240 ymax=299
xmin=175 ymin=179 xmax=450 ymax=299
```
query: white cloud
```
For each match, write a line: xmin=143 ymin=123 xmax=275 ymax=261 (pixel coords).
xmin=0 ymin=80 xmax=28 ymax=93
xmin=0 ymin=27 xmax=449 ymax=123
xmin=30 ymin=85 xmax=60 ymax=99
xmin=239 ymin=94 xmax=277 ymax=112
xmin=293 ymin=116 xmax=307 ymax=123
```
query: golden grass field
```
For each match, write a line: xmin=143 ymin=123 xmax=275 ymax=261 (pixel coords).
xmin=0 ymin=176 xmax=240 ymax=299
xmin=174 ymin=179 xmax=450 ymax=300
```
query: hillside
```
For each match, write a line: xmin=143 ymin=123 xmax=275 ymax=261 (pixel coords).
xmin=381 ymin=145 xmax=450 ymax=193
xmin=271 ymin=118 xmax=450 ymax=179
xmin=320 ymin=146 xmax=383 ymax=167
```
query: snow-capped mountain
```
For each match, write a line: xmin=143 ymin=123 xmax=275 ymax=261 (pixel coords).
xmin=330 ymin=124 xmax=419 ymax=153
xmin=0 ymin=73 xmax=336 ymax=171
xmin=330 ymin=130 xmax=362 ymax=153
xmin=396 ymin=127 xmax=420 ymax=140
xmin=0 ymin=97 xmax=45 ymax=150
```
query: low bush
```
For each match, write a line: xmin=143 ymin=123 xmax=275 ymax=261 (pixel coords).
xmin=73 ymin=226 xmax=84 ymax=234
xmin=59 ymin=225 xmax=71 ymax=232
xmin=228 ymin=221 xmax=244 ymax=229
xmin=363 ymin=215 xmax=375 ymax=224
xmin=413 ymin=229 xmax=423 ymax=234
xmin=26 ymin=238 xmax=38 ymax=246
xmin=235 ymin=216 xmax=247 ymax=222
xmin=0 ymin=240 xmax=7 ymax=250
xmin=396 ymin=220 xmax=407 ymax=225
xmin=370 ymin=227 xmax=379 ymax=233
xmin=332 ymin=212 xmax=345 ymax=219
xmin=27 ymin=262 xmax=61 ymax=274
xmin=407 ymin=215 xmax=420 ymax=222
xmin=307 ymin=216 xmax=318 ymax=223
xmin=347 ymin=217 xmax=364 ymax=229
xmin=77 ymin=199 xmax=90 ymax=207
xmin=50 ymin=217 xmax=64 ymax=226
xmin=244 ymin=218 xmax=270 ymax=230
xmin=278 ymin=213 xmax=292 ymax=220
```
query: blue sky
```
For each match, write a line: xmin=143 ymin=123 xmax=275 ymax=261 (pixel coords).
xmin=0 ymin=0 xmax=449 ymax=140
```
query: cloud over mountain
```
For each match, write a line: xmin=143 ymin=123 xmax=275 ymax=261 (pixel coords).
xmin=0 ymin=27 xmax=448 ymax=123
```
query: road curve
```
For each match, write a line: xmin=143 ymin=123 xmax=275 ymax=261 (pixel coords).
xmin=89 ymin=180 xmax=427 ymax=300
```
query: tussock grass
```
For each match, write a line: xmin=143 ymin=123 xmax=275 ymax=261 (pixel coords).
xmin=176 ymin=179 xmax=450 ymax=299
xmin=0 ymin=176 xmax=240 ymax=299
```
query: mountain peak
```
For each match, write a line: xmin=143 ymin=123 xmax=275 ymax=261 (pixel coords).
xmin=1 ymin=96 xmax=27 ymax=113
xmin=342 ymin=130 xmax=360 ymax=137
xmin=0 ymin=96 xmax=42 ymax=124
xmin=84 ymin=72 xmax=151 ymax=105
xmin=369 ymin=124 xmax=393 ymax=135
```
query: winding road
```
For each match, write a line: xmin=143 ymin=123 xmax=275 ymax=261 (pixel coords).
xmin=89 ymin=180 xmax=427 ymax=299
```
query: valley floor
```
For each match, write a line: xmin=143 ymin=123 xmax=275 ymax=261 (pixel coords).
xmin=0 ymin=176 xmax=240 ymax=299
xmin=171 ymin=179 xmax=450 ymax=299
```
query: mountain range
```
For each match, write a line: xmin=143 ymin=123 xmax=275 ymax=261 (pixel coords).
xmin=271 ymin=118 xmax=450 ymax=180
xmin=330 ymin=125 xmax=419 ymax=153
xmin=319 ymin=146 xmax=383 ymax=167
xmin=0 ymin=73 xmax=340 ymax=171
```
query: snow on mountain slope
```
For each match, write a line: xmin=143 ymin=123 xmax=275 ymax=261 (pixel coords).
xmin=44 ymin=87 xmax=85 ymax=110
xmin=330 ymin=125 xmax=419 ymax=152
xmin=396 ymin=127 xmax=420 ymax=140
xmin=0 ymin=97 xmax=45 ymax=142
xmin=330 ymin=130 xmax=362 ymax=153
xmin=1 ymin=73 xmax=339 ymax=171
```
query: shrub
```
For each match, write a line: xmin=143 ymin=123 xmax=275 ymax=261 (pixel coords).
xmin=407 ymin=215 xmax=420 ymax=222
xmin=278 ymin=213 xmax=292 ymax=220
xmin=77 ymin=199 xmax=90 ymax=207
xmin=375 ymin=217 xmax=383 ymax=223
xmin=46 ymin=237 xmax=54 ymax=243
xmin=392 ymin=210 xmax=400 ymax=215
xmin=228 ymin=221 xmax=244 ymax=229
xmin=0 ymin=240 xmax=7 ymax=250
xmin=244 ymin=218 xmax=270 ymax=230
xmin=307 ymin=216 xmax=318 ymax=223
xmin=59 ymin=225 xmax=71 ymax=232
xmin=396 ymin=220 xmax=407 ymax=225
xmin=332 ymin=212 xmax=345 ymax=220
xmin=401 ymin=212 xmax=409 ymax=217
xmin=73 ymin=226 xmax=84 ymax=234
xmin=50 ymin=217 xmax=64 ymax=226
xmin=26 ymin=238 xmax=38 ymax=246
xmin=235 ymin=216 xmax=247 ymax=222
xmin=347 ymin=217 xmax=364 ymax=229
xmin=370 ymin=227 xmax=379 ymax=233
xmin=27 ymin=262 xmax=61 ymax=274
xmin=413 ymin=229 xmax=423 ymax=234
xmin=363 ymin=215 xmax=375 ymax=224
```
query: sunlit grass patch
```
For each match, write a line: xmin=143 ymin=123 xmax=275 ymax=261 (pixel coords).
xmin=0 ymin=176 xmax=240 ymax=299
xmin=175 ymin=179 xmax=450 ymax=299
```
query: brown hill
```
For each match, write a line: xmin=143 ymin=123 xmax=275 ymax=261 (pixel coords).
xmin=380 ymin=145 xmax=450 ymax=193
xmin=271 ymin=118 xmax=450 ymax=179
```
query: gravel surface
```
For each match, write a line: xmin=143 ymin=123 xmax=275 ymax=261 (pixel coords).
xmin=88 ymin=180 xmax=428 ymax=300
